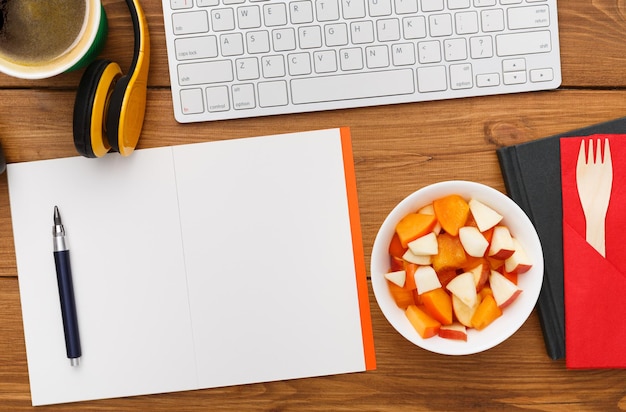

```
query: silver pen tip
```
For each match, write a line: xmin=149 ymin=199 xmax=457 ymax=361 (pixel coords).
xmin=53 ymin=206 xmax=62 ymax=226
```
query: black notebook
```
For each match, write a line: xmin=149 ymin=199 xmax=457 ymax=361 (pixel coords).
xmin=496 ymin=116 xmax=626 ymax=360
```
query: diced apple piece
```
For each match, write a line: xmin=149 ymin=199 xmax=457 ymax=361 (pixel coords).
xmin=459 ymin=226 xmax=489 ymax=258
xmin=432 ymin=233 xmax=467 ymax=272
xmin=408 ymin=232 xmax=438 ymax=256
xmin=406 ymin=305 xmax=441 ymax=339
xmin=438 ymin=322 xmax=468 ymax=341
xmin=403 ymin=263 xmax=418 ymax=291
xmin=489 ymin=270 xmax=522 ymax=309
xmin=469 ymin=198 xmax=503 ymax=232
xmin=471 ymin=294 xmax=502 ymax=330
xmin=452 ymin=294 xmax=480 ymax=328
xmin=468 ymin=261 xmax=489 ymax=291
xmin=433 ymin=194 xmax=470 ymax=236
xmin=488 ymin=226 xmax=515 ymax=260
xmin=395 ymin=213 xmax=437 ymax=248
xmin=402 ymin=249 xmax=432 ymax=266
xmin=384 ymin=270 xmax=406 ymax=287
xmin=445 ymin=271 xmax=477 ymax=308
xmin=504 ymin=238 xmax=533 ymax=274
xmin=414 ymin=265 xmax=442 ymax=295
xmin=422 ymin=288 xmax=453 ymax=325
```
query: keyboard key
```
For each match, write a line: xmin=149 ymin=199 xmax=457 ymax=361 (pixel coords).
xmin=366 ymin=45 xmax=390 ymax=68
xmin=313 ymin=50 xmax=338 ymax=72
xmin=339 ymin=47 xmax=364 ymax=70
xmin=503 ymin=70 xmax=526 ymax=84
xmin=246 ymin=30 xmax=271 ymax=53
xmin=530 ymin=68 xmax=553 ymax=82
xmin=258 ymin=81 xmax=289 ymax=107
xmin=403 ymin=16 xmax=427 ymax=39
xmin=369 ymin=0 xmax=393 ymax=16
xmin=395 ymin=0 xmax=419 ymax=14
xmin=291 ymin=69 xmax=415 ymax=104
xmin=351 ymin=21 xmax=375 ymax=44
xmin=290 ymin=1 xmax=314 ymax=24
xmin=172 ymin=11 xmax=209 ymax=35
xmin=220 ymin=33 xmax=245 ymax=56
xmin=325 ymin=23 xmax=349 ymax=46
xmin=342 ymin=0 xmax=367 ymax=19
xmin=211 ymin=9 xmax=236 ymax=31
xmin=495 ymin=30 xmax=551 ymax=56
xmin=288 ymin=52 xmax=312 ymax=75
xmin=175 ymin=36 xmax=218 ymax=60
xmin=298 ymin=26 xmax=323 ymax=49
xmin=316 ymin=0 xmax=340 ymax=21
xmin=237 ymin=6 xmax=262 ymax=29
xmin=481 ymin=9 xmax=504 ymax=32
xmin=261 ymin=55 xmax=286 ymax=77
xmin=418 ymin=40 xmax=442 ymax=63
xmin=455 ymin=11 xmax=479 ymax=34
xmin=422 ymin=0 xmax=445 ymax=12
xmin=170 ymin=0 xmax=192 ymax=10
xmin=391 ymin=43 xmax=416 ymax=65
xmin=377 ymin=18 xmax=401 ymax=42
xmin=232 ymin=84 xmax=256 ymax=110
xmin=470 ymin=35 xmax=493 ymax=58
xmin=444 ymin=38 xmax=467 ymax=61
xmin=417 ymin=65 xmax=447 ymax=92
xmin=476 ymin=72 xmax=500 ymax=87
xmin=450 ymin=63 xmax=473 ymax=89
xmin=272 ymin=28 xmax=297 ymax=51
xmin=263 ymin=4 xmax=288 ymax=26
xmin=429 ymin=14 xmax=453 ymax=37
xmin=180 ymin=88 xmax=204 ymax=114
xmin=236 ymin=57 xmax=260 ymax=80
xmin=206 ymin=86 xmax=230 ymax=112
xmin=178 ymin=60 xmax=233 ymax=86
xmin=507 ymin=5 xmax=550 ymax=30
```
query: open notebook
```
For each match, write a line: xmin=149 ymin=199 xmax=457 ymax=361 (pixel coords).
xmin=7 ymin=128 xmax=375 ymax=406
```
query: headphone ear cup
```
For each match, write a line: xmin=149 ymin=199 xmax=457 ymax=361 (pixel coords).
xmin=105 ymin=75 xmax=131 ymax=154
xmin=73 ymin=59 xmax=123 ymax=158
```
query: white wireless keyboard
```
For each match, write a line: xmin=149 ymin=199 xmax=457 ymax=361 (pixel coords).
xmin=161 ymin=0 xmax=561 ymax=123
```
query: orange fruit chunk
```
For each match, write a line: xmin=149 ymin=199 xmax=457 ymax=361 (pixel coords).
xmin=433 ymin=194 xmax=470 ymax=236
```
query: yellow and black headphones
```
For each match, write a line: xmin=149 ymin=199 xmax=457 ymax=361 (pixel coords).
xmin=73 ymin=0 xmax=150 ymax=158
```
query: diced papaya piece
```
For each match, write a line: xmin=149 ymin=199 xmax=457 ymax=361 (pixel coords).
xmin=436 ymin=269 xmax=458 ymax=288
xmin=471 ymin=294 xmax=502 ymax=330
xmin=478 ymin=285 xmax=493 ymax=301
xmin=390 ymin=256 xmax=404 ymax=272
xmin=500 ymin=268 xmax=518 ymax=285
xmin=405 ymin=304 xmax=441 ymax=339
xmin=432 ymin=233 xmax=467 ymax=272
xmin=433 ymin=194 xmax=470 ymax=236
xmin=388 ymin=233 xmax=408 ymax=259
xmin=422 ymin=288 xmax=453 ymax=325
xmin=388 ymin=281 xmax=415 ymax=309
xmin=395 ymin=213 xmax=437 ymax=248
xmin=403 ymin=262 xmax=418 ymax=291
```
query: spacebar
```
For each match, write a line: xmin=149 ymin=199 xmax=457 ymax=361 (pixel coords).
xmin=291 ymin=69 xmax=415 ymax=104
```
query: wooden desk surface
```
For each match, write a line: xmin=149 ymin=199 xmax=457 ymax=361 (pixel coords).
xmin=1 ymin=1 xmax=626 ymax=410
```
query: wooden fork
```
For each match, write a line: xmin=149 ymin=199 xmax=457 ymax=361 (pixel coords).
xmin=576 ymin=138 xmax=613 ymax=257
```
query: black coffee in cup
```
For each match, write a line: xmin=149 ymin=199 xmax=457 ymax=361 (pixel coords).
xmin=0 ymin=0 xmax=86 ymax=66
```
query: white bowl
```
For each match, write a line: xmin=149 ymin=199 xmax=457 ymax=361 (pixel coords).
xmin=371 ymin=181 xmax=544 ymax=355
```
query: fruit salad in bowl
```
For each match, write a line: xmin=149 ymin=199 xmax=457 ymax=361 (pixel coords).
xmin=371 ymin=181 xmax=543 ymax=355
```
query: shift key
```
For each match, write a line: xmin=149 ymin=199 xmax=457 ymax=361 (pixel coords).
xmin=496 ymin=30 xmax=551 ymax=56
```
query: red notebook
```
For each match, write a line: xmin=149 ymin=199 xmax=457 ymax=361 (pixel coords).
xmin=560 ymin=134 xmax=626 ymax=368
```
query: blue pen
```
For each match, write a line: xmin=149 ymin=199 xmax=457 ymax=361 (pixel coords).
xmin=52 ymin=206 xmax=82 ymax=367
